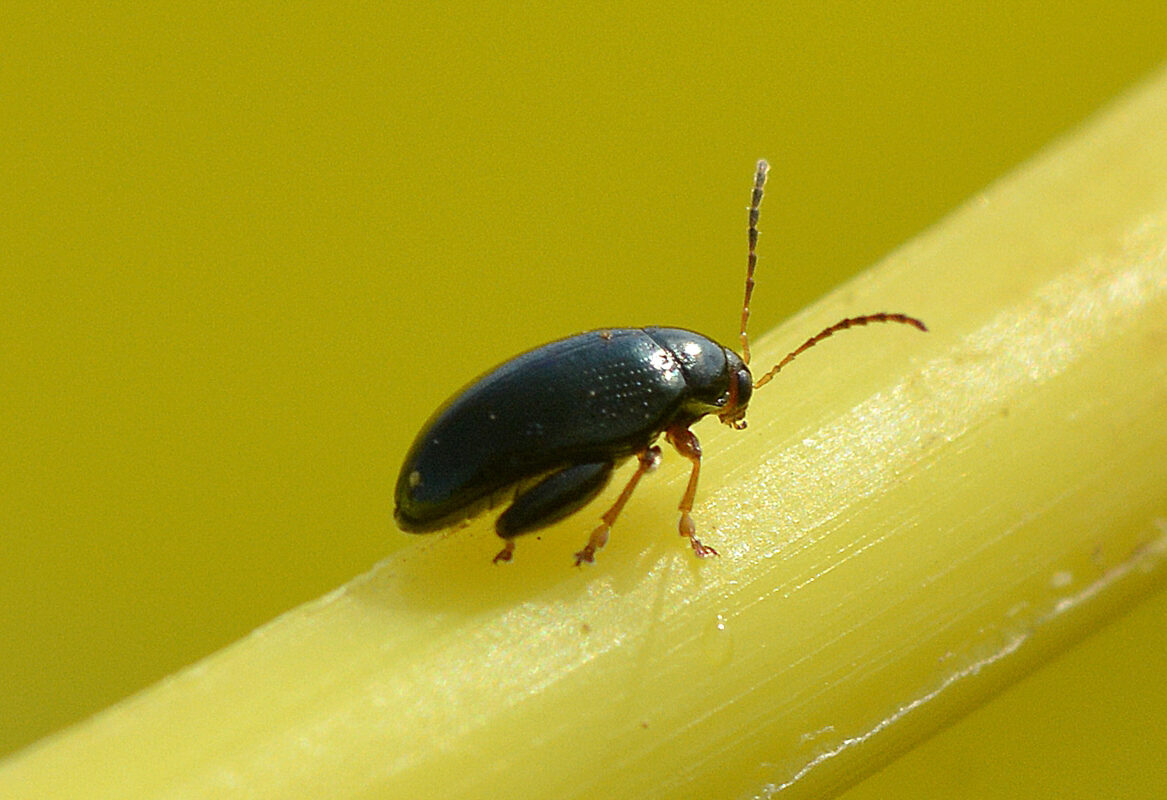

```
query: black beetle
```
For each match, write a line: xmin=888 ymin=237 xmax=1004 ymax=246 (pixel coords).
xmin=395 ymin=161 xmax=926 ymax=565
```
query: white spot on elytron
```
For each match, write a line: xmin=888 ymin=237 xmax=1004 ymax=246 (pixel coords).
xmin=682 ymin=340 xmax=703 ymax=359
xmin=408 ymin=470 xmax=421 ymax=488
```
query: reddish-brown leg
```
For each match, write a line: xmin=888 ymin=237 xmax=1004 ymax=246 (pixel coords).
xmin=575 ymin=447 xmax=661 ymax=566
xmin=665 ymin=424 xmax=719 ymax=558
xmin=492 ymin=539 xmax=515 ymax=564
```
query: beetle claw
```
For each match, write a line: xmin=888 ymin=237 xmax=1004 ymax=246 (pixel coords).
xmin=690 ymin=540 xmax=719 ymax=558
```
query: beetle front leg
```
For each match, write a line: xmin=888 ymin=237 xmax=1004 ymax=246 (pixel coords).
xmin=665 ymin=424 xmax=719 ymax=558
xmin=575 ymin=447 xmax=661 ymax=566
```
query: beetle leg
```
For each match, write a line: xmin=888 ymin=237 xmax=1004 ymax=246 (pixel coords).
xmin=491 ymin=540 xmax=515 ymax=564
xmin=495 ymin=461 xmax=615 ymax=564
xmin=575 ymin=446 xmax=662 ymax=566
xmin=665 ymin=424 xmax=719 ymax=558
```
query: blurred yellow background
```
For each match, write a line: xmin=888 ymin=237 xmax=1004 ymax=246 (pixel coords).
xmin=2 ymin=1 xmax=1165 ymax=794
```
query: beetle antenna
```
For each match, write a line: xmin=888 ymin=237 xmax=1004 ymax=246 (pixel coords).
xmin=739 ymin=159 xmax=769 ymax=365
xmin=753 ymin=313 xmax=928 ymax=389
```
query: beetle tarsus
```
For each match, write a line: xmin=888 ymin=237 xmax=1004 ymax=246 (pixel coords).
xmin=678 ymin=510 xmax=719 ymax=558
xmin=689 ymin=537 xmax=720 ymax=559
xmin=492 ymin=540 xmax=515 ymax=564
xmin=574 ymin=524 xmax=609 ymax=566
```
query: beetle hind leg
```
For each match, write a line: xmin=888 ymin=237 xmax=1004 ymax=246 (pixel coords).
xmin=494 ymin=461 xmax=615 ymax=563
xmin=666 ymin=425 xmax=719 ymax=558
xmin=573 ymin=446 xmax=662 ymax=566
xmin=491 ymin=540 xmax=515 ymax=564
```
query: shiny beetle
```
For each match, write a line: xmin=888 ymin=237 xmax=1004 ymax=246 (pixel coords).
xmin=395 ymin=161 xmax=926 ymax=565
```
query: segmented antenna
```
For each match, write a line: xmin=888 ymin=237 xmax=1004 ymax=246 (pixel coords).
xmin=739 ymin=159 xmax=770 ymax=365
xmin=753 ymin=313 xmax=928 ymax=389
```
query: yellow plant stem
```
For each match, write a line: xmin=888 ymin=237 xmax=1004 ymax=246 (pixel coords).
xmin=4 ymin=67 xmax=1167 ymax=800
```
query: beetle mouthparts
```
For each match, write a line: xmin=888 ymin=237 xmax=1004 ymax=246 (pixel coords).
xmin=718 ymin=408 xmax=748 ymax=429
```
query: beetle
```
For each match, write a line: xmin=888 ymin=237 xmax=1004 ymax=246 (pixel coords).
xmin=394 ymin=161 xmax=926 ymax=565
